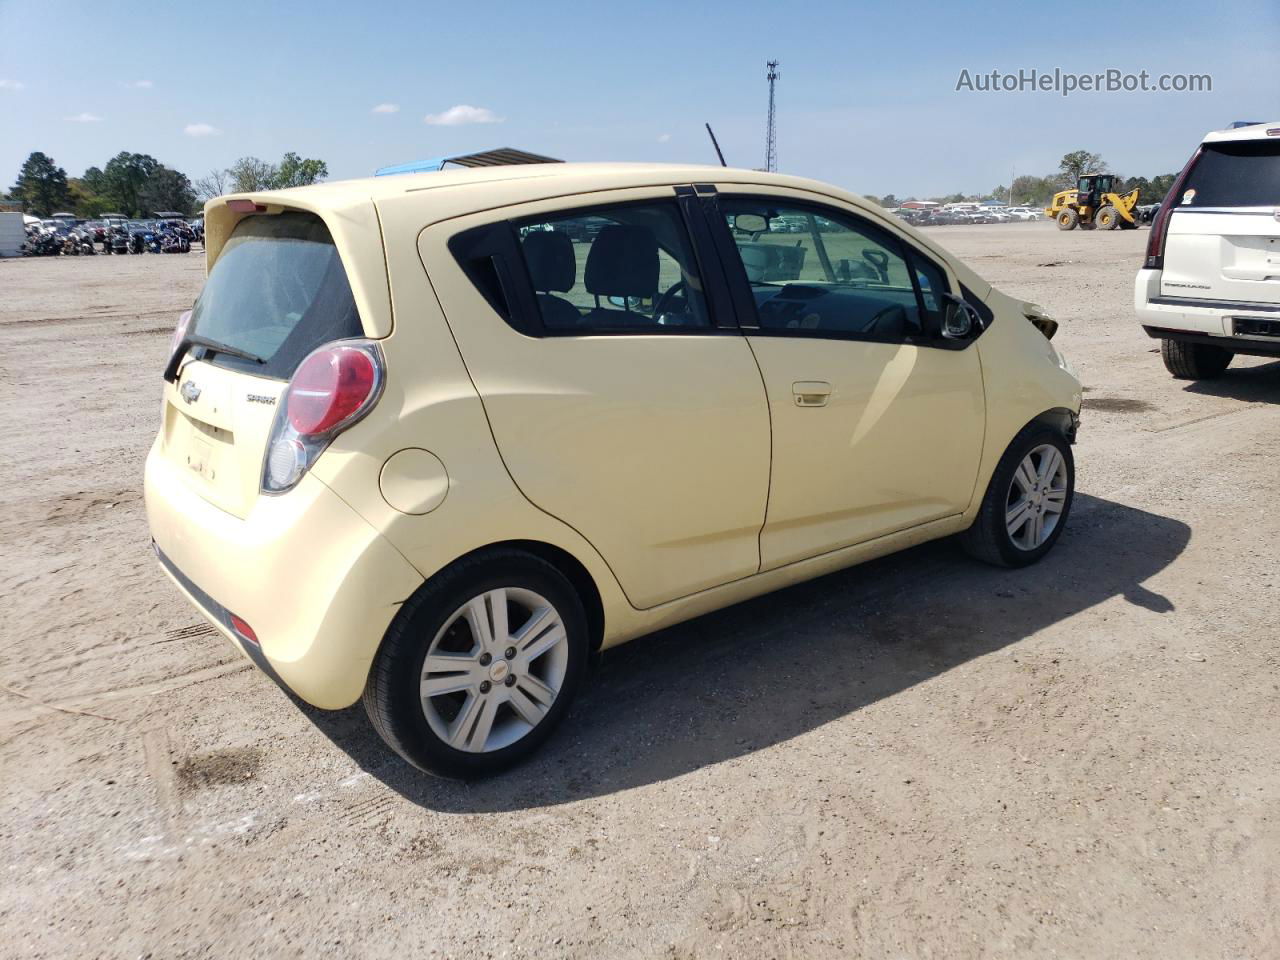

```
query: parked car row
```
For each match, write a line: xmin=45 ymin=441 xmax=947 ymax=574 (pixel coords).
xmin=893 ymin=206 xmax=1044 ymax=226
xmin=22 ymin=215 xmax=204 ymax=257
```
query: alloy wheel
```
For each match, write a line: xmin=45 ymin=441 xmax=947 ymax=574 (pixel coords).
xmin=1005 ymin=444 xmax=1069 ymax=550
xmin=419 ymin=588 xmax=570 ymax=753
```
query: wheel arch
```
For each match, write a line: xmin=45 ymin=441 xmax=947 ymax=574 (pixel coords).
xmin=411 ymin=539 xmax=606 ymax=654
xmin=1031 ymin=406 xmax=1079 ymax=443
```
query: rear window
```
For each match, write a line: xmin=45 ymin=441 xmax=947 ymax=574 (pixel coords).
xmin=190 ymin=212 xmax=362 ymax=379
xmin=1181 ymin=140 xmax=1280 ymax=208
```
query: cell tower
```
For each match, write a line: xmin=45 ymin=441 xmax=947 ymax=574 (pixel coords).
xmin=765 ymin=60 xmax=779 ymax=172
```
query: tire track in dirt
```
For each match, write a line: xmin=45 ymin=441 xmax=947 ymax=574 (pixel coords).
xmin=0 ymin=659 xmax=252 ymax=726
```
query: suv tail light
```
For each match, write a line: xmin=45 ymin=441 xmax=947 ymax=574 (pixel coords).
xmin=262 ymin=340 xmax=384 ymax=494
xmin=1146 ymin=146 xmax=1202 ymax=270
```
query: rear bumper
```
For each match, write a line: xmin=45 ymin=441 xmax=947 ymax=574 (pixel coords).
xmin=154 ymin=544 xmax=287 ymax=686
xmin=1135 ymin=268 xmax=1280 ymax=352
xmin=1142 ymin=325 xmax=1280 ymax=357
xmin=144 ymin=437 xmax=422 ymax=708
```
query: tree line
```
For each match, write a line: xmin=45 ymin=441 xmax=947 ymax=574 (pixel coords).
xmin=6 ymin=150 xmax=328 ymax=218
xmin=876 ymin=149 xmax=1179 ymax=209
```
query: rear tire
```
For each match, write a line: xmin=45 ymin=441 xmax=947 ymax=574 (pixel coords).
xmin=960 ymin=424 xmax=1075 ymax=568
xmin=363 ymin=548 xmax=589 ymax=779
xmin=1056 ymin=209 xmax=1079 ymax=231
xmin=1160 ymin=338 xmax=1233 ymax=380
xmin=1096 ymin=205 xmax=1119 ymax=229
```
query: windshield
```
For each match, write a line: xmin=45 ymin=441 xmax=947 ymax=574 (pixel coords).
xmin=1182 ymin=140 xmax=1280 ymax=207
xmin=189 ymin=212 xmax=363 ymax=379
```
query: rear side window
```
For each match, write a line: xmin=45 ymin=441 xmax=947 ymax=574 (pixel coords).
xmin=1181 ymin=140 xmax=1280 ymax=208
xmin=190 ymin=212 xmax=362 ymax=379
xmin=513 ymin=201 xmax=712 ymax=332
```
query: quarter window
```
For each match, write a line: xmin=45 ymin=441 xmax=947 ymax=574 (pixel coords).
xmin=515 ymin=202 xmax=711 ymax=331
xmin=720 ymin=199 xmax=948 ymax=341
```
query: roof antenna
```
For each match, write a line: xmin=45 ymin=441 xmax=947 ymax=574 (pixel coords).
xmin=705 ymin=123 xmax=727 ymax=167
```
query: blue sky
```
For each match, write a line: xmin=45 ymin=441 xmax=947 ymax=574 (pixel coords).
xmin=2 ymin=0 xmax=1277 ymax=197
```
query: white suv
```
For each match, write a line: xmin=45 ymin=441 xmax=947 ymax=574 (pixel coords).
xmin=1136 ymin=122 xmax=1280 ymax=379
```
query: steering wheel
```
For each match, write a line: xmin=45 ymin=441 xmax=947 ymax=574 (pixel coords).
xmin=652 ymin=279 xmax=687 ymax=318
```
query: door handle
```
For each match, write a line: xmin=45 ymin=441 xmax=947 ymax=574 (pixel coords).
xmin=792 ymin=381 xmax=831 ymax=407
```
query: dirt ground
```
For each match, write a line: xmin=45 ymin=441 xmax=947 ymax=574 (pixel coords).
xmin=2 ymin=223 xmax=1278 ymax=959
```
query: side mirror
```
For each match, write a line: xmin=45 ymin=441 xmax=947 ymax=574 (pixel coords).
xmin=733 ymin=213 xmax=769 ymax=234
xmin=941 ymin=294 xmax=981 ymax=340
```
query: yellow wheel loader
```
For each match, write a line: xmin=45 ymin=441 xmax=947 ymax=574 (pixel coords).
xmin=1045 ymin=174 xmax=1140 ymax=231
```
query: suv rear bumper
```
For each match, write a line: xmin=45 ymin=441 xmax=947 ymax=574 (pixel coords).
xmin=1135 ymin=268 xmax=1280 ymax=354
xmin=144 ymin=437 xmax=422 ymax=708
xmin=1142 ymin=325 xmax=1280 ymax=357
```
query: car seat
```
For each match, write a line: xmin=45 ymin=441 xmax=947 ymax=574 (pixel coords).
xmin=521 ymin=231 xmax=582 ymax=329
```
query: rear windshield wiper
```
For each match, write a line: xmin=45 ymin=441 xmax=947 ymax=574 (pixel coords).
xmin=163 ymin=334 xmax=268 ymax=383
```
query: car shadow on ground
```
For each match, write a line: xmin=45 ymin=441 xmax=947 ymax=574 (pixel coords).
xmin=296 ymin=492 xmax=1188 ymax=811
xmin=1184 ymin=360 xmax=1280 ymax=403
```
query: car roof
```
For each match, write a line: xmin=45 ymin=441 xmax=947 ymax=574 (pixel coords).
xmin=214 ymin=162 xmax=877 ymax=213
xmin=205 ymin=161 xmax=994 ymax=338
xmin=1203 ymin=121 xmax=1280 ymax=144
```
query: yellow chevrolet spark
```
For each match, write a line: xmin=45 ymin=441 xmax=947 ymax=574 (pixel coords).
xmin=145 ymin=164 xmax=1081 ymax=777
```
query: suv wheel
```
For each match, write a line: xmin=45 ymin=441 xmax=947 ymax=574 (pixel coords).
xmin=960 ymin=425 xmax=1075 ymax=568
xmin=363 ymin=549 xmax=589 ymax=779
xmin=1160 ymin=338 xmax=1233 ymax=380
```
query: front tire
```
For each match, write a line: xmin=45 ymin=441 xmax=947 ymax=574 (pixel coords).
xmin=1160 ymin=338 xmax=1233 ymax=380
xmin=1056 ymin=209 xmax=1079 ymax=231
xmin=1096 ymin=205 xmax=1119 ymax=229
xmin=363 ymin=549 xmax=589 ymax=779
xmin=960 ymin=425 xmax=1075 ymax=567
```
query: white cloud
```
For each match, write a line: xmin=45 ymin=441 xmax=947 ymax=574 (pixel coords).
xmin=0 ymin=79 xmax=24 ymax=91
xmin=184 ymin=122 xmax=222 ymax=137
xmin=67 ymin=112 xmax=103 ymax=123
xmin=657 ymin=133 xmax=672 ymax=143
xmin=130 ymin=79 xmax=153 ymax=89
xmin=371 ymin=103 xmax=400 ymax=114
xmin=423 ymin=104 xmax=503 ymax=126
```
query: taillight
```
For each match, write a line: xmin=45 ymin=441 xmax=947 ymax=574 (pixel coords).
xmin=262 ymin=340 xmax=384 ymax=494
xmin=169 ymin=309 xmax=192 ymax=359
xmin=287 ymin=347 xmax=377 ymax=434
xmin=1146 ymin=146 xmax=1202 ymax=270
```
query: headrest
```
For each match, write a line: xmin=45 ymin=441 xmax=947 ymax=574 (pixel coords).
xmin=522 ymin=230 xmax=576 ymax=293
xmin=585 ymin=225 xmax=658 ymax=299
